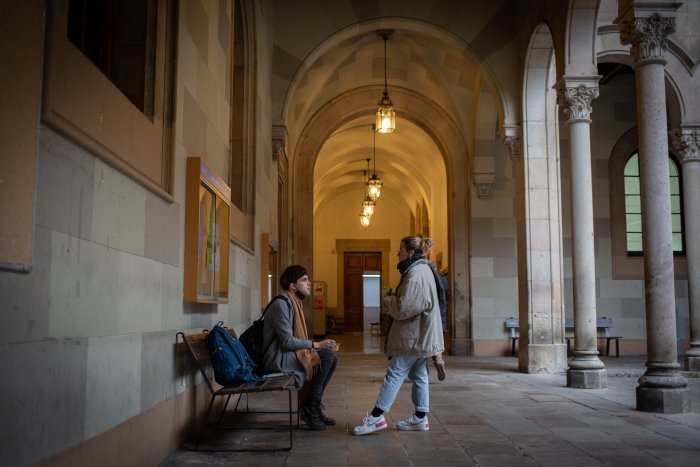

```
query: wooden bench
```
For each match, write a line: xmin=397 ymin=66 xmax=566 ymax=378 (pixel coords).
xmin=505 ymin=317 xmax=622 ymax=357
xmin=177 ymin=328 xmax=296 ymax=452
xmin=565 ymin=317 xmax=622 ymax=357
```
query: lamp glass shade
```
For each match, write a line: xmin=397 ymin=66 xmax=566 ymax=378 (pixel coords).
xmin=359 ymin=212 xmax=371 ymax=227
xmin=376 ymin=98 xmax=395 ymax=133
xmin=362 ymin=198 xmax=375 ymax=217
xmin=367 ymin=175 xmax=383 ymax=201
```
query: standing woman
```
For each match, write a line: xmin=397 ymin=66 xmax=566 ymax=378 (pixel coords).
xmin=353 ymin=236 xmax=444 ymax=435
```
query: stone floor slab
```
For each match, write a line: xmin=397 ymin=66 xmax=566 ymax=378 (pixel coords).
xmin=158 ymin=333 xmax=700 ymax=467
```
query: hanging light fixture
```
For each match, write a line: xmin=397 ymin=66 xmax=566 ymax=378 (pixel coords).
xmin=361 ymin=167 xmax=376 ymax=217
xmin=376 ymin=30 xmax=396 ymax=134
xmin=359 ymin=211 xmax=371 ymax=227
xmin=362 ymin=198 xmax=375 ymax=217
xmin=359 ymin=168 xmax=373 ymax=227
xmin=367 ymin=125 xmax=383 ymax=201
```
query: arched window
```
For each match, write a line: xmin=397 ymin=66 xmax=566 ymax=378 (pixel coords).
xmin=228 ymin=0 xmax=256 ymax=251
xmin=610 ymin=128 xmax=687 ymax=279
xmin=623 ymin=152 xmax=684 ymax=256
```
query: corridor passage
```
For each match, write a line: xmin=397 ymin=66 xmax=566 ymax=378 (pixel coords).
xmin=161 ymin=334 xmax=700 ymax=466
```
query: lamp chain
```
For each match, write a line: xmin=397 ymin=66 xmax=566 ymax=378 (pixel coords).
xmin=383 ymin=35 xmax=388 ymax=92
xmin=372 ymin=125 xmax=377 ymax=174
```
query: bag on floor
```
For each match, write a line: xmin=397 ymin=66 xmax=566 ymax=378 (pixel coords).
xmin=239 ymin=295 xmax=291 ymax=376
xmin=204 ymin=321 xmax=258 ymax=385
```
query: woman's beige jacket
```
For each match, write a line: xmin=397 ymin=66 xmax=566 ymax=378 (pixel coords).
xmin=382 ymin=259 xmax=445 ymax=357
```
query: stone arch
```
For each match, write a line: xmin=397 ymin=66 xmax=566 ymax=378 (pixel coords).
xmin=280 ymin=17 xmax=516 ymax=143
xmin=564 ymin=0 xmax=601 ymax=76
xmin=595 ymin=25 xmax=698 ymax=125
xmin=517 ymin=22 xmax=567 ymax=373
xmin=290 ymin=85 xmax=474 ymax=354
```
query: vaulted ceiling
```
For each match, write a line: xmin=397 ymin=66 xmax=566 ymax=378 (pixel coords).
xmin=271 ymin=1 xmax=522 ymax=223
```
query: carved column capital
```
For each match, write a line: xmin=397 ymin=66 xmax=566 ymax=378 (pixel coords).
xmin=501 ymin=124 xmax=522 ymax=161
xmin=504 ymin=136 xmax=521 ymax=161
xmin=556 ymin=83 xmax=600 ymax=121
xmin=669 ymin=127 xmax=700 ymax=164
xmin=272 ymin=125 xmax=288 ymax=162
xmin=618 ymin=12 xmax=677 ymax=62
xmin=472 ymin=172 xmax=495 ymax=199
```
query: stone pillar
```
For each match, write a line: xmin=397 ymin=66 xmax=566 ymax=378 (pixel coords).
xmin=505 ymin=121 xmax=567 ymax=374
xmin=616 ymin=6 xmax=689 ymax=413
xmin=670 ymin=127 xmax=700 ymax=371
xmin=556 ymin=78 xmax=606 ymax=389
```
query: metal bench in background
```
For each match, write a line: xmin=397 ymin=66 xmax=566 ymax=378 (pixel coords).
xmin=564 ymin=317 xmax=622 ymax=357
xmin=505 ymin=317 xmax=519 ymax=356
xmin=505 ymin=317 xmax=623 ymax=357
xmin=326 ymin=316 xmax=345 ymax=334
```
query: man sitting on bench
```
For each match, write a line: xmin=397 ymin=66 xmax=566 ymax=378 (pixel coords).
xmin=260 ymin=265 xmax=338 ymax=431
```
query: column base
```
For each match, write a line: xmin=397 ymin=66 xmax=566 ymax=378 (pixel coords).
xmin=520 ymin=343 xmax=567 ymax=374
xmin=636 ymin=386 xmax=690 ymax=413
xmin=567 ymin=368 xmax=607 ymax=388
xmin=683 ymin=345 xmax=700 ymax=372
xmin=685 ymin=355 xmax=700 ymax=373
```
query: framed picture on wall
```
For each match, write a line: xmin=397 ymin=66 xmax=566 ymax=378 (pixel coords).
xmin=184 ymin=157 xmax=231 ymax=303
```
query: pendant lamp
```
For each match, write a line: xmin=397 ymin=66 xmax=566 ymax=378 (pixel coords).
xmin=376 ymin=31 xmax=396 ymax=133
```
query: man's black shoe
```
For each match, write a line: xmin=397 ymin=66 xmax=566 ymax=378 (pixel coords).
xmin=319 ymin=403 xmax=336 ymax=425
xmin=299 ymin=403 xmax=326 ymax=430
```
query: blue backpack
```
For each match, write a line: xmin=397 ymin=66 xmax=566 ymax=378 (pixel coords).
xmin=204 ymin=321 xmax=259 ymax=385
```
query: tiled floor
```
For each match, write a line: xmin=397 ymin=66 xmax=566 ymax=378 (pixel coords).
xmin=159 ymin=333 xmax=700 ymax=466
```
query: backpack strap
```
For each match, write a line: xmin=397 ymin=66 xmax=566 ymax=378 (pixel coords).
xmin=262 ymin=294 xmax=291 ymax=317
xmin=261 ymin=294 xmax=293 ymax=359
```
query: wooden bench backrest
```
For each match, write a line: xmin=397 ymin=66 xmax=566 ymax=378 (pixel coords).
xmin=505 ymin=317 xmax=614 ymax=336
xmin=505 ymin=318 xmax=518 ymax=328
xmin=505 ymin=318 xmax=518 ymax=337
xmin=177 ymin=327 xmax=238 ymax=395
xmin=595 ymin=317 xmax=614 ymax=336
xmin=596 ymin=317 xmax=613 ymax=328
xmin=564 ymin=318 xmax=613 ymax=329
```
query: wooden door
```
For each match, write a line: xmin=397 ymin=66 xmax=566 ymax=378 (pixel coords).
xmin=344 ymin=253 xmax=364 ymax=331
xmin=344 ymin=252 xmax=381 ymax=332
xmin=364 ymin=253 xmax=381 ymax=272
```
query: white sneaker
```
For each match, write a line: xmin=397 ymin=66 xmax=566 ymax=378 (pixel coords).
xmin=396 ymin=414 xmax=429 ymax=431
xmin=352 ymin=413 xmax=387 ymax=436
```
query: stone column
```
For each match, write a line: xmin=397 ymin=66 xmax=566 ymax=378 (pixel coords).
xmin=505 ymin=121 xmax=568 ymax=374
xmin=670 ymin=127 xmax=700 ymax=371
xmin=556 ymin=78 xmax=606 ymax=389
xmin=617 ymin=7 xmax=689 ymax=413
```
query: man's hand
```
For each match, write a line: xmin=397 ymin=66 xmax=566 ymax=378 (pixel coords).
xmin=313 ymin=339 xmax=337 ymax=350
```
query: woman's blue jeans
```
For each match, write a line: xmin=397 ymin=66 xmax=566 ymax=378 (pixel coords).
xmin=375 ymin=355 xmax=429 ymax=413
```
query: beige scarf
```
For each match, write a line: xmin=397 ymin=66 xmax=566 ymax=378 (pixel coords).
xmin=289 ymin=291 xmax=321 ymax=380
